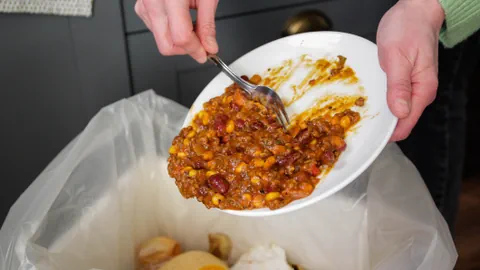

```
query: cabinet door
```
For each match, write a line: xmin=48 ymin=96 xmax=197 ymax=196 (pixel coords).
xmin=0 ymin=0 xmax=130 ymax=224
xmin=128 ymin=0 xmax=396 ymax=107
xmin=122 ymin=0 xmax=315 ymax=34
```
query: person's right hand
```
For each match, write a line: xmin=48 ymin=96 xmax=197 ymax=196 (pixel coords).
xmin=135 ymin=0 xmax=219 ymax=63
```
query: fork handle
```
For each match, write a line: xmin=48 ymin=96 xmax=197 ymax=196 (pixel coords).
xmin=208 ymin=54 xmax=256 ymax=94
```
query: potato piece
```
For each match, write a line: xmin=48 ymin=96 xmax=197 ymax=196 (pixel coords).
xmin=137 ymin=236 xmax=182 ymax=266
xmin=208 ymin=233 xmax=233 ymax=261
xmin=159 ymin=251 xmax=228 ymax=270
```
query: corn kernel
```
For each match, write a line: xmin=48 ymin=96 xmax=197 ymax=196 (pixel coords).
xmin=177 ymin=152 xmax=186 ymax=158
xmin=187 ymin=131 xmax=195 ymax=138
xmin=253 ymin=150 xmax=263 ymax=157
xmin=294 ymin=146 xmax=300 ymax=151
xmin=310 ymin=139 xmax=317 ymax=145
xmin=188 ymin=170 xmax=197 ymax=177
xmin=182 ymin=166 xmax=193 ymax=172
xmin=202 ymin=112 xmax=210 ymax=125
xmin=235 ymin=162 xmax=247 ymax=173
xmin=252 ymin=158 xmax=264 ymax=168
xmin=206 ymin=171 xmax=217 ymax=177
xmin=203 ymin=151 xmax=214 ymax=161
xmin=253 ymin=195 xmax=264 ymax=208
xmin=250 ymin=74 xmax=262 ymax=84
xmin=183 ymin=138 xmax=190 ymax=145
xmin=212 ymin=193 xmax=225 ymax=206
xmin=331 ymin=115 xmax=341 ymax=125
xmin=340 ymin=116 xmax=351 ymax=129
xmin=265 ymin=192 xmax=280 ymax=201
xmin=242 ymin=193 xmax=252 ymax=201
xmin=192 ymin=122 xmax=198 ymax=130
xmin=300 ymin=182 xmax=314 ymax=193
xmin=251 ymin=176 xmax=261 ymax=185
xmin=226 ymin=120 xmax=235 ymax=133
xmin=169 ymin=145 xmax=178 ymax=154
xmin=263 ymin=156 xmax=276 ymax=169
xmin=299 ymin=122 xmax=307 ymax=129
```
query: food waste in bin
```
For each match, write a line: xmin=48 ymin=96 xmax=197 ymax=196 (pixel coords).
xmin=136 ymin=233 xmax=302 ymax=270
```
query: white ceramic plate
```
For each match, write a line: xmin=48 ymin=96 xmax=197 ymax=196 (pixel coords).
xmin=183 ymin=31 xmax=397 ymax=217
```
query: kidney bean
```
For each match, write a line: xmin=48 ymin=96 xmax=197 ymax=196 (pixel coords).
xmin=251 ymin=121 xmax=265 ymax=131
xmin=207 ymin=174 xmax=230 ymax=194
xmin=230 ymin=102 xmax=241 ymax=112
xmin=265 ymin=180 xmax=281 ymax=193
xmin=293 ymin=171 xmax=310 ymax=182
xmin=277 ymin=152 xmax=302 ymax=166
xmin=267 ymin=121 xmax=282 ymax=131
xmin=296 ymin=130 xmax=310 ymax=145
xmin=355 ymin=97 xmax=365 ymax=106
xmin=214 ymin=114 xmax=228 ymax=134
xmin=321 ymin=151 xmax=335 ymax=165
xmin=235 ymin=119 xmax=245 ymax=129
xmin=191 ymin=157 xmax=205 ymax=169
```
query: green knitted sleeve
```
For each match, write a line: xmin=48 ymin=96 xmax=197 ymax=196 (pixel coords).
xmin=438 ymin=0 xmax=480 ymax=48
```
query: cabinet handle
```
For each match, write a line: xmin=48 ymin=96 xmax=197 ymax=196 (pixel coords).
xmin=282 ymin=10 xmax=332 ymax=37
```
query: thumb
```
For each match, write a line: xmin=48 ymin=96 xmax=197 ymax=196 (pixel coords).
xmin=381 ymin=51 xmax=413 ymax=119
xmin=196 ymin=0 xmax=219 ymax=54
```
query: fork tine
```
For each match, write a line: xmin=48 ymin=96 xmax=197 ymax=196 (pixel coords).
xmin=276 ymin=111 xmax=288 ymax=131
xmin=278 ymin=102 xmax=290 ymax=125
xmin=273 ymin=104 xmax=289 ymax=131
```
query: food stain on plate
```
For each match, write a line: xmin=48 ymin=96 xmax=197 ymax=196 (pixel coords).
xmin=289 ymin=94 xmax=367 ymax=140
xmin=257 ymin=55 xmax=360 ymax=107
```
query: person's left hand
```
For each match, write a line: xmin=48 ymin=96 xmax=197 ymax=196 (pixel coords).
xmin=377 ymin=0 xmax=445 ymax=141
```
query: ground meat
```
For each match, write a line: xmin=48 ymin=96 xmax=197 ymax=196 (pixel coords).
xmin=167 ymin=77 xmax=362 ymax=210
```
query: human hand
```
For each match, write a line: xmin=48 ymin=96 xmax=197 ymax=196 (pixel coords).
xmin=135 ymin=0 xmax=219 ymax=63
xmin=377 ymin=0 xmax=445 ymax=141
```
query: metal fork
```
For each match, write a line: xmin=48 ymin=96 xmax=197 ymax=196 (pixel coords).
xmin=208 ymin=54 xmax=290 ymax=130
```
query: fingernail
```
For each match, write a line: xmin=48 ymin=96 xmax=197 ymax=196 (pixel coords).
xmin=196 ymin=54 xmax=207 ymax=64
xmin=395 ymin=99 xmax=411 ymax=117
xmin=206 ymin=36 xmax=218 ymax=53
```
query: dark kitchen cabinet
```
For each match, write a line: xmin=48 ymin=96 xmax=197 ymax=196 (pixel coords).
xmin=0 ymin=0 xmax=131 ymax=224
xmin=0 ymin=0 xmax=396 ymax=225
xmin=125 ymin=0 xmax=397 ymax=107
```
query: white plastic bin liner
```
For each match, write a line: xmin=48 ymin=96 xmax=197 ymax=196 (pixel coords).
xmin=0 ymin=90 xmax=457 ymax=270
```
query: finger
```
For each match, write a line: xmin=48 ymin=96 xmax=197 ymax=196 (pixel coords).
xmin=196 ymin=0 xmax=219 ymax=54
xmin=135 ymin=0 xmax=152 ymax=30
xmin=165 ymin=0 xmax=207 ymax=63
xmin=143 ymin=0 xmax=186 ymax=56
xmin=389 ymin=70 xmax=438 ymax=141
xmin=379 ymin=49 xmax=414 ymax=119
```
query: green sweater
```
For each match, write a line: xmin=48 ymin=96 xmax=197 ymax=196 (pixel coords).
xmin=439 ymin=0 xmax=480 ymax=47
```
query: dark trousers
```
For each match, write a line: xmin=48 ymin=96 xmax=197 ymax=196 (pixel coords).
xmin=398 ymin=31 xmax=480 ymax=235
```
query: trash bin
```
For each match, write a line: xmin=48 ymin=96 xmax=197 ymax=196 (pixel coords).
xmin=0 ymin=91 xmax=457 ymax=270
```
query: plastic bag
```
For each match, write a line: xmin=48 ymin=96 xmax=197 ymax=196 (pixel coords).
xmin=0 ymin=90 xmax=457 ymax=270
